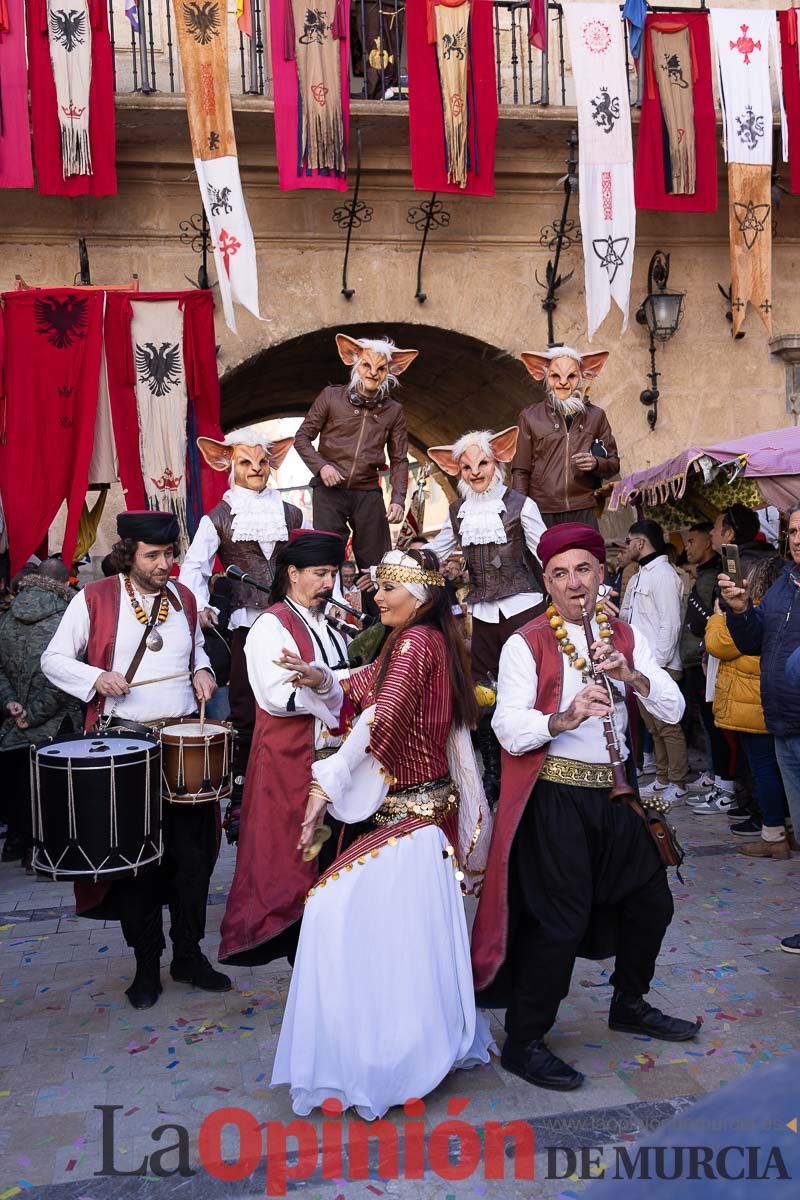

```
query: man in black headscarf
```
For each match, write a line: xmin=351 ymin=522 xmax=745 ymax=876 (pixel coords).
xmin=220 ymin=530 xmax=352 ymax=967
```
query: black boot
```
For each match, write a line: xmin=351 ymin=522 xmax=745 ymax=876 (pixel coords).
xmin=171 ymin=951 xmax=232 ymax=992
xmin=500 ymin=1036 xmax=585 ymax=1091
xmin=477 ymin=711 xmax=501 ymax=807
xmin=125 ymin=954 xmax=163 ymax=1010
xmin=609 ymin=990 xmax=701 ymax=1041
xmin=1 ymin=837 xmax=23 ymax=862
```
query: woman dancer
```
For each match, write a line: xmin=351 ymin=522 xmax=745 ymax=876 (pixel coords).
xmin=271 ymin=548 xmax=494 ymax=1119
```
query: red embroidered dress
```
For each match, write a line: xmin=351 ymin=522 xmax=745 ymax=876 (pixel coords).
xmin=346 ymin=625 xmax=452 ymax=788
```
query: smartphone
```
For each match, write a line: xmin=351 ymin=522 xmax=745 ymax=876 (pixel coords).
xmin=721 ymin=544 xmax=744 ymax=587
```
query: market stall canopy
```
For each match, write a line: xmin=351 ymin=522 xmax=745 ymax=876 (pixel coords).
xmin=609 ymin=426 xmax=800 ymax=514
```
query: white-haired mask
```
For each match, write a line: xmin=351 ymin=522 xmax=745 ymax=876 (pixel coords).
xmin=197 ymin=430 xmax=295 ymax=492
xmin=335 ymin=332 xmax=419 ymax=402
xmin=519 ymin=348 xmax=610 ymax=417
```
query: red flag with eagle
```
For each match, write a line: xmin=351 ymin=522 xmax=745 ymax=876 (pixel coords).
xmin=103 ymin=290 xmax=226 ymax=540
xmin=0 ymin=0 xmax=34 ymax=188
xmin=0 ymin=289 xmax=103 ymax=572
xmin=779 ymin=8 xmax=800 ymax=196
xmin=26 ymin=0 xmax=117 ymax=196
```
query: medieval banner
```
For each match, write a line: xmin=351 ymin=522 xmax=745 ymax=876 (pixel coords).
xmin=407 ymin=0 xmax=497 ymax=196
xmin=103 ymin=290 xmax=226 ymax=538
xmin=711 ymin=7 xmax=786 ymax=336
xmin=26 ymin=0 xmax=117 ymax=196
xmin=565 ymin=3 xmax=634 ymax=338
xmin=779 ymin=8 xmax=800 ymax=196
xmin=130 ymin=299 xmax=190 ymax=548
xmin=635 ymin=11 xmax=716 ymax=213
xmin=270 ymin=0 xmax=350 ymax=191
xmin=0 ymin=289 xmax=104 ymax=571
xmin=0 ymin=0 xmax=34 ymax=188
xmin=172 ymin=0 xmax=262 ymax=332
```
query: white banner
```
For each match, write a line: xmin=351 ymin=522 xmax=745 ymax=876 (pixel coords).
xmin=130 ymin=299 xmax=189 ymax=546
xmin=711 ymin=8 xmax=787 ymax=166
xmin=565 ymin=3 xmax=635 ymax=338
xmin=195 ymin=156 xmax=263 ymax=336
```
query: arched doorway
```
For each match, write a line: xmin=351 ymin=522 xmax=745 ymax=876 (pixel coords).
xmin=220 ymin=323 xmax=538 ymax=457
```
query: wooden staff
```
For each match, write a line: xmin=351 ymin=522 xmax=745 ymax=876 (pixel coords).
xmin=128 ymin=671 xmax=191 ymax=689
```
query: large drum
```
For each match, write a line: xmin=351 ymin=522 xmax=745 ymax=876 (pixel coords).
xmin=31 ymin=731 xmax=162 ymax=881
xmin=154 ymin=717 xmax=234 ymax=805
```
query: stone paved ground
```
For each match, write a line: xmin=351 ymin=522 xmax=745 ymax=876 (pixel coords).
xmin=1 ymin=804 xmax=800 ymax=1199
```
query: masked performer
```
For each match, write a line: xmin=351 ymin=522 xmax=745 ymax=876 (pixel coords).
xmin=41 ymin=512 xmax=228 ymax=1009
xmin=219 ymin=529 xmax=351 ymax=968
xmin=471 ymin=523 xmax=699 ymax=1092
xmin=513 ymin=347 xmax=620 ymax=528
xmin=180 ymin=429 xmax=300 ymax=842
xmin=426 ymin=427 xmax=547 ymax=804
xmin=271 ymin=548 xmax=494 ymax=1118
xmin=294 ymin=334 xmax=418 ymax=578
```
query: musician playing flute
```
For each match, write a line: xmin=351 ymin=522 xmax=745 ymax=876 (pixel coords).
xmin=471 ymin=523 xmax=699 ymax=1093
xmin=40 ymin=511 xmax=229 ymax=1010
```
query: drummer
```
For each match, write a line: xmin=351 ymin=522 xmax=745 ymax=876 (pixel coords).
xmin=41 ymin=511 xmax=230 ymax=1010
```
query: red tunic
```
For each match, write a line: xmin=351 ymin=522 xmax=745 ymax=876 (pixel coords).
xmin=347 ymin=625 xmax=452 ymax=788
xmin=219 ymin=601 xmax=320 ymax=965
xmin=470 ymin=613 xmax=636 ymax=993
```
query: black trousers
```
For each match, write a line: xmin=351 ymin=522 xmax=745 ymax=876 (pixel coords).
xmin=311 ymin=486 xmax=391 ymax=573
xmin=2 ymin=745 xmax=33 ymax=852
xmin=684 ymin=664 xmax=737 ymax=781
xmin=504 ymin=779 xmax=674 ymax=1042
xmin=109 ymin=802 xmax=219 ymax=962
xmin=541 ymin=507 xmax=598 ymax=530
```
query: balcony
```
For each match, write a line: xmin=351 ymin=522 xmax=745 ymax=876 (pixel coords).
xmin=111 ymin=0 xmax=593 ymax=108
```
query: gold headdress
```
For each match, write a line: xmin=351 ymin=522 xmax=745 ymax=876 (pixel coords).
xmin=375 ymin=549 xmax=444 ymax=596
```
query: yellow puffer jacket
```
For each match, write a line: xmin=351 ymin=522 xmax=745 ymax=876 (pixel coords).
xmin=704 ymin=613 xmax=766 ymax=734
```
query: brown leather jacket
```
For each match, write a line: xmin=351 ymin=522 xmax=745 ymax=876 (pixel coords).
xmin=511 ymin=400 xmax=619 ymax=515
xmin=208 ymin=498 xmax=303 ymax=611
xmin=294 ymin=384 xmax=409 ymax=504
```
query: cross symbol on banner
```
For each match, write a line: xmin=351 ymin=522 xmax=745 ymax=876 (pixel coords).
xmin=729 ymin=24 xmax=762 ymax=65
xmin=760 ymin=299 xmax=772 ymax=315
xmin=731 ymin=297 xmax=745 ymax=312
xmin=215 ymin=228 xmax=241 ymax=277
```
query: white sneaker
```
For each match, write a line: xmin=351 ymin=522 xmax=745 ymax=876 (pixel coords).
xmin=660 ymin=783 xmax=689 ymax=807
xmin=639 ymin=779 xmax=668 ymax=799
xmin=687 ymin=771 xmax=714 ymax=795
xmin=689 ymin=788 xmax=737 ymax=815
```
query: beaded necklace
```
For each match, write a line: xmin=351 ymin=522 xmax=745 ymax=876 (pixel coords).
xmin=546 ymin=601 xmax=613 ymax=679
xmin=124 ymin=575 xmax=169 ymax=629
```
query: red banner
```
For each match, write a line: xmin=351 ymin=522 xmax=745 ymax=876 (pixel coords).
xmin=634 ymin=10 xmax=717 ymax=213
xmin=779 ymin=10 xmax=800 ymax=196
xmin=26 ymin=0 xmax=116 ymax=196
xmin=407 ymin=0 xmax=498 ymax=196
xmin=0 ymin=290 xmax=103 ymax=572
xmin=0 ymin=0 xmax=34 ymax=188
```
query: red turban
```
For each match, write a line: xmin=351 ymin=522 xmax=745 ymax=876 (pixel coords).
xmin=538 ymin=522 xmax=606 ymax=570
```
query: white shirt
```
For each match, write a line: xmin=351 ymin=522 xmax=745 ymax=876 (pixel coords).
xmin=179 ymin=486 xmax=311 ymax=631
xmin=40 ymin=577 xmax=212 ymax=722
xmin=493 ymin=617 xmax=685 ymax=764
xmin=619 ymin=555 xmax=685 ymax=670
xmin=426 ymin=496 xmax=547 ymax=624
xmin=245 ymin=600 xmax=349 ymax=752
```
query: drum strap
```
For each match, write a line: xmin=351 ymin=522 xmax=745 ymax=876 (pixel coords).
xmin=123 ymin=595 xmax=166 ymax=685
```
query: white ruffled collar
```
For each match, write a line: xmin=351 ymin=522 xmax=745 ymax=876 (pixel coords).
xmin=456 ymin=478 xmax=508 ymax=546
xmin=224 ymin=485 xmax=288 ymax=545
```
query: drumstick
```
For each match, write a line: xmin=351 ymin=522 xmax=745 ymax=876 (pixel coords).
xmin=128 ymin=671 xmax=191 ymax=689
xmin=200 ymin=697 xmax=206 ymax=735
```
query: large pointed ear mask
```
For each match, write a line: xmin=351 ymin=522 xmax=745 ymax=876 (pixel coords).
xmin=427 ymin=444 xmax=461 ymax=476
xmin=267 ymin=436 xmax=295 ymax=471
xmin=579 ymin=351 xmax=610 ymax=380
xmin=519 ymin=352 xmax=556 ymax=382
xmin=488 ymin=427 xmax=519 ymax=462
xmin=335 ymin=333 xmax=419 ymax=375
xmin=197 ymin=437 xmax=234 ymax=472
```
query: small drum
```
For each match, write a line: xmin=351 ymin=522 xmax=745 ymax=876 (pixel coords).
xmin=31 ymin=731 xmax=162 ymax=881
xmin=154 ymin=717 xmax=234 ymax=805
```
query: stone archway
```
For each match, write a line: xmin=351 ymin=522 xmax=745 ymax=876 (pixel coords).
xmin=220 ymin=323 xmax=539 ymax=458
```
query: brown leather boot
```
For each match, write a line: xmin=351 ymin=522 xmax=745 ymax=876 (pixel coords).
xmin=738 ymin=838 xmax=791 ymax=860
xmin=786 ymin=827 xmax=800 ymax=852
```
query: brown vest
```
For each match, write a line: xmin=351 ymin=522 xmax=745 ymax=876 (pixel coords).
xmin=208 ymin=499 xmax=303 ymax=611
xmin=449 ymin=488 xmax=541 ymax=604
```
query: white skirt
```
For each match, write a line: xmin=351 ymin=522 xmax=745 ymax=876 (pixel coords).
xmin=271 ymin=823 xmax=495 ymax=1120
